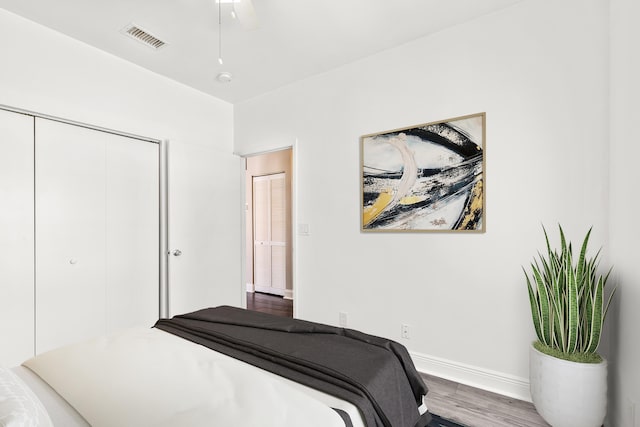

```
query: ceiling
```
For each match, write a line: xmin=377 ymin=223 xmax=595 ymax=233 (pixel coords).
xmin=0 ymin=0 xmax=521 ymax=104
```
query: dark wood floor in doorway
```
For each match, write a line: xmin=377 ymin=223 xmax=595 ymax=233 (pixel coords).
xmin=246 ymin=292 xmax=293 ymax=318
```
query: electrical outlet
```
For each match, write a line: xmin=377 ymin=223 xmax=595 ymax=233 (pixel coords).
xmin=339 ymin=312 xmax=348 ymax=327
xmin=401 ymin=324 xmax=410 ymax=339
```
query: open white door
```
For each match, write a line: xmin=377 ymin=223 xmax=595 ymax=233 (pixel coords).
xmin=167 ymin=142 xmax=242 ymax=316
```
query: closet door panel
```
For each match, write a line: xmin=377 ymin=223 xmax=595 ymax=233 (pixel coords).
xmin=253 ymin=177 xmax=271 ymax=289
xmin=35 ymin=119 xmax=107 ymax=354
xmin=105 ymin=136 xmax=159 ymax=332
xmin=252 ymin=174 xmax=286 ymax=294
xmin=0 ymin=109 xmax=34 ymax=366
xmin=35 ymin=119 xmax=159 ymax=353
xmin=269 ymin=175 xmax=286 ymax=291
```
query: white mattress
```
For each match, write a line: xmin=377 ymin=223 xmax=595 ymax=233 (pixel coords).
xmin=20 ymin=327 xmax=367 ymax=427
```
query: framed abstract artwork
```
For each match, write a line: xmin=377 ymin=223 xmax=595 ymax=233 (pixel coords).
xmin=361 ymin=112 xmax=485 ymax=232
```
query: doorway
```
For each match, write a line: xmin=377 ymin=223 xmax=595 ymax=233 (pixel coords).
xmin=244 ymin=148 xmax=293 ymax=318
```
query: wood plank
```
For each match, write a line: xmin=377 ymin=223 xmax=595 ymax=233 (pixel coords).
xmin=422 ymin=373 xmax=550 ymax=427
xmin=246 ymin=292 xmax=293 ymax=318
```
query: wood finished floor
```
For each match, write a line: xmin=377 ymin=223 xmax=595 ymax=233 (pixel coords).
xmin=246 ymin=292 xmax=549 ymax=427
xmin=246 ymin=291 xmax=293 ymax=318
xmin=422 ymin=374 xmax=549 ymax=427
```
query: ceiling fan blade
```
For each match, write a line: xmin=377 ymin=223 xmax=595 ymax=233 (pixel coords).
xmin=233 ymin=0 xmax=259 ymax=30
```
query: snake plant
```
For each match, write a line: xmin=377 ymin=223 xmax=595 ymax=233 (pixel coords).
xmin=524 ymin=225 xmax=615 ymax=361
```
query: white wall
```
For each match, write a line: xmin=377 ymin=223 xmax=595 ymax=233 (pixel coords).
xmin=609 ymin=0 xmax=640 ymax=425
xmin=5 ymin=0 xmax=633 ymax=421
xmin=235 ymin=0 xmax=610 ymax=401
xmin=0 ymin=9 xmax=242 ymax=315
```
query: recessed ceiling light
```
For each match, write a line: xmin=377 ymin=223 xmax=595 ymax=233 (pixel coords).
xmin=216 ymin=72 xmax=233 ymax=83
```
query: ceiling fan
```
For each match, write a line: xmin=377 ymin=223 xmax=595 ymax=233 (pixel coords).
xmin=218 ymin=0 xmax=258 ymax=30
xmin=215 ymin=0 xmax=258 ymax=78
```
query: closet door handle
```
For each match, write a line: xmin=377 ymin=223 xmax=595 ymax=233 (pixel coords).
xmin=171 ymin=249 xmax=182 ymax=257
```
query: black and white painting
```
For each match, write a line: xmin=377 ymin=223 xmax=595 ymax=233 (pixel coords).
xmin=361 ymin=113 xmax=485 ymax=232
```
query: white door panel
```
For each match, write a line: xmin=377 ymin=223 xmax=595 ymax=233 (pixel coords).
xmin=254 ymin=243 xmax=271 ymax=288
xmin=270 ymin=177 xmax=286 ymax=243
xmin=0 ymin=109 xmax=35 ymax=366
xmin=271 ymin=245 xmax=286 ymax=290
xmin=252 ymin=173 xmax=286 ymax=295
xmin=269 ymin=175 xmax=286 ymax=291
xmin=35 ymin=119 xmax=106 ymax=354
xmin=168 ymin=142 xmax=242 ymax=316
xmin=35 ymin=119 xmax=159 ymax=354
xmin=105 ymin=135 xmax=159 ymax=332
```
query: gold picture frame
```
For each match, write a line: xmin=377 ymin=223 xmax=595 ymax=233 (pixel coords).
xmin=361 ymin=112 xmax=485 ymax=232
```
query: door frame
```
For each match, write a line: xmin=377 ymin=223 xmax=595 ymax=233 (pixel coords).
xmin=240 ymin=143 xmax=297 ymax=316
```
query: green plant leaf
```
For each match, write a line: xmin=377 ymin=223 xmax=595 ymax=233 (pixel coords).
xmin=566 ymin=263 xmax=579 ymax=353
xmin=602 ymin=269 xmax=615 ymax=320
xmin=586 ymin=277 xmax=604 ymax=353
xmin=583 ymin=286 xmax=594 ymax=352
xmin=524 ymin=269 xmax=544 ymax=343
xmin=524 ymin=224 xmax=615 ymax=357
xmin=576 ymin=227 xmax=592 ymax=288
xmin=558 ymin=224 xmax=568 ymax=259
xmin=532 ymin=265 xmax=552 ymax=345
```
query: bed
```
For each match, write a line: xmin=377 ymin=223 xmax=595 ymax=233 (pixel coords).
xmin=1 ymin=306 xmax=431 ymax=427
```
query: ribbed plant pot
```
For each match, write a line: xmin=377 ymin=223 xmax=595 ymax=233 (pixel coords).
xmin=529 ymin=344 xmax=607 ymax=427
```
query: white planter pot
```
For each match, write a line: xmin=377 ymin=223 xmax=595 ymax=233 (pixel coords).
xmin=529 ymin=344 xmax=607 ymax=427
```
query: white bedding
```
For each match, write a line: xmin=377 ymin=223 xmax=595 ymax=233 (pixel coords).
xmin=22 ymin=327 xmax=365 ymax=427
xmin=0 ymin=366 xmax=53 ymax=427
xmin=11 ymin=366 xmax=89 ymax=427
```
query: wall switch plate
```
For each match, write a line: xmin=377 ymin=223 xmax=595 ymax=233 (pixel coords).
xmin=298 ymin=223 xmax=310 ymax=236
xmin=401 ymin=324 xmax=410 ymax=339
xmin=339 ymin=312 xmax=348 ymax=327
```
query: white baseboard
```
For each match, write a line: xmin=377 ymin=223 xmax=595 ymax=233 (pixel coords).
xmin=410 ymin=350 xmax=532 ymax=403
xmin=283 ymin=289 xmax=293 ymax=300
xmin=246 ymin=283 xmax=255 ymax=293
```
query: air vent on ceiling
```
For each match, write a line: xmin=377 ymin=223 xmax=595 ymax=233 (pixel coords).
xmin=121 ymin=23 xmax=166 ymax=50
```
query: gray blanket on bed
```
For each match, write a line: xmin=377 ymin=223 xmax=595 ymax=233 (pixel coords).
xmin=154 ymin=306 xmax=431 ymax=427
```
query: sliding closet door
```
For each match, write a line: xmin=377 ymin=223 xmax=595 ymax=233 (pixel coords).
xmin=105 ymin=133 xmax=159 ymax=332
xmin=35 ymin=119 xmax=158 ymax=354
xmin=35 ymin=119 xmax=106 ymax=353
xmin=0 ymin=109 xmax=34 ymax=366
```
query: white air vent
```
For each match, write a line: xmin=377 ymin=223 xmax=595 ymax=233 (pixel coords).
xmin=121 ymin=23 xmax=166 ymax=50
